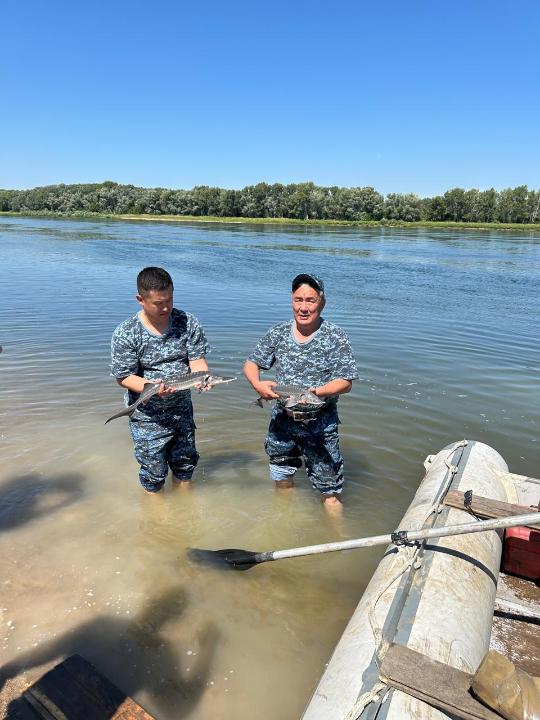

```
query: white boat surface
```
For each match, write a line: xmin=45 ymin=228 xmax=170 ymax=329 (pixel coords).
xmin=301 ymin=439 xmax=530 ymax=720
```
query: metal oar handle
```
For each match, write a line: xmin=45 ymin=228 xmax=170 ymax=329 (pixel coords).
xmin=270 ymin=512 xmax=540 ymax=562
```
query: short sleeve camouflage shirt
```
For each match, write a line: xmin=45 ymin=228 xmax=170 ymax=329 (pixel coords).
xmin=110 ymin=308 xmax=209 ymax=408
xmin=248 ymin=319 xmax=358 ymax=388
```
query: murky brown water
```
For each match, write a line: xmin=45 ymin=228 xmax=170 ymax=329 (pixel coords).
xmin=1 ymin=217 xmax=539 ymax=719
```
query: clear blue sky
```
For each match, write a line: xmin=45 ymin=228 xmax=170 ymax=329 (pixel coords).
xmin=1 ymin=0 xmax=539 ymax=196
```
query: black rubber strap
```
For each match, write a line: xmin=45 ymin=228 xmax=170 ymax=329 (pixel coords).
xmin=463 ymin=489 xmax=481 ymax=520
xmin=391 ymin=530 xmax=409 ymax=545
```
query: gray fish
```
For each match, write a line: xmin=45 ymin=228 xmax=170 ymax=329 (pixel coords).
xmin=105 ymin=371 xmax=236 ymax=424
xmin=255 ymin=385 xmax=325 ymax=409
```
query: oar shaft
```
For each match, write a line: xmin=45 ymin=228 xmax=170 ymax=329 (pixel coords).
xmin=271 ymin=512 xmax=540 ymax=562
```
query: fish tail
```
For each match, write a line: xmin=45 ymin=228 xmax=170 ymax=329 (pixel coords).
xmin=104 ymin=404 xmax=137 ymax=424
xmin=104 ymin=409 xmax=127 ymax=424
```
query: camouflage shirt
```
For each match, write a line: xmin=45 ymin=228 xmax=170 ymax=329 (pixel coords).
xmin=110 ymin=308 xmax=209 ymax=409
xmin=248 ymin=319 xmax=358 ymax=392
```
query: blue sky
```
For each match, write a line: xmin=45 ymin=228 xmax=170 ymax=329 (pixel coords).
xmin=1 ymin=0 xmax=539 ymax=196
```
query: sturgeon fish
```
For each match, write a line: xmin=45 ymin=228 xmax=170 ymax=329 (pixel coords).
xmin=105 ymin=371 xmax=236 ymax=424
xmin=255 ymin=385 xmax=325 ymax=409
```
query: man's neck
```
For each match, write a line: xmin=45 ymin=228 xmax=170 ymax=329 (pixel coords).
xmin=140 ymin=311 xmax=170 ymax=335
xmin=293 ymin=318 xmax=321 ymax=342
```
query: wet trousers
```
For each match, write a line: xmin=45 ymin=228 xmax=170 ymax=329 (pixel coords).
xmin=129 ymin=402 xmax=198 ymax=492
xmin=265 ymin=406 xmax=343 ymax=496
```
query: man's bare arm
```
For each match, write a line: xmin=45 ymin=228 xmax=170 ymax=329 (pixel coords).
xmin=243 ymin=360 xmax=279 ymax=399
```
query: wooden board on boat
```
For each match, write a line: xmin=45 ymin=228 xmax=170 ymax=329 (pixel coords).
xmin=491 ymin=572 xmax=540 ymax=677
xmin=21 ymin=654 xmax=154 ymax=720
xmin=379 ymin=643 xmax=501 ymax=720
xmin=444 ymin=490 xmax=539 ymax=529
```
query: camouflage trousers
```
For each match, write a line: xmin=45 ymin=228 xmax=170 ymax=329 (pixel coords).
xmin=264 ymin=406 xmax=343 ymax=496
xmin=129 ymin=400 xmax=199 ymax=492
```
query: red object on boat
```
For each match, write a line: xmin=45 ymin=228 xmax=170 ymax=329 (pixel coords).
xmin=501 ymin=526 xmax=540 ymax=580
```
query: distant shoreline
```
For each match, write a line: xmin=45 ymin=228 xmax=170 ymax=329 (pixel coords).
xmin=1 ymin=210 xmax=540 ymax=233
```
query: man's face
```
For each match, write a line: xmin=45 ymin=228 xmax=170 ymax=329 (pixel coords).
xmin=292 ymin=283 xmax=325 ymax=328
xmin=137 ymin=288 xmax=173 ymax=324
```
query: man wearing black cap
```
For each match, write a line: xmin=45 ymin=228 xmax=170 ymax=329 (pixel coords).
xmin=244 ymin=274 xmax=358 ymax=510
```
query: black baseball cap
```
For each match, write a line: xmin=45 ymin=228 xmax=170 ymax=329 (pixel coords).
xmin=291 ymin=273 xmax=325 ymax=295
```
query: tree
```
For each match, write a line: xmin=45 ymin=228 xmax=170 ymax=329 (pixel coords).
xmin=423 ymin=195 xmax=446 ymax=220
xmin=497 ymin=186 xmax=530 ymax=223
xmin=473 ymin=189 xmax=497 ymax=222
xmin=384 ymin=193 xmax=422 ymax=221
xmin=443 ymin=188 xmax=469 ymax=222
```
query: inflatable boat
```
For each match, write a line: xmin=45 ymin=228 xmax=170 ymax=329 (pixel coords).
xmin=301 ymin=439 xmax=537 ymax=720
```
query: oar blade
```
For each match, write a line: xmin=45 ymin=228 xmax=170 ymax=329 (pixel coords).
xmin=187 ymin=547 xmax=261 ymax=571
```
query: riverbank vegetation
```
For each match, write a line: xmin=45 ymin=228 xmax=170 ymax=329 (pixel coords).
xmin=1 ymin=181 xmax=539 ymax=225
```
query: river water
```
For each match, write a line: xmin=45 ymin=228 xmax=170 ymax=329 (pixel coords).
xmin=0 ymin=217 xmax=539 ymax=719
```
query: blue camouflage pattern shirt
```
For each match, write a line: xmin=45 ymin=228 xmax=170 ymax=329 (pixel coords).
xmin=248 ymin=319 xmax=358 ymax=399
xmin=110 ymin=308 xmax=209 ymax=411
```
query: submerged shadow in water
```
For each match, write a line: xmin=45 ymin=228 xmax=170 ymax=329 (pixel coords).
xmin=340 ymin=444 xmax=370 ymax=484
xmin=0 ymin=473 xmax=85 ymax=533
xmin=1 ymin=586 xmax=219 ymax=719
xmin=197 ymin=450 xmax=261 ymax=486
xmin=198 ymin=445 xmax=370 ymax=499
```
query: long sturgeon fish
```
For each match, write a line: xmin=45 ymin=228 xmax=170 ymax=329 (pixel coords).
xmin=255 ymin=385 xmax=325 ymax=409
xmin=105 ymin=371 xmax=236 ymax=424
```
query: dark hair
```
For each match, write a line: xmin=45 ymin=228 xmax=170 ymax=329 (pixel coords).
xmin=291 ymin=273 xmax=324 ymax=295
xmin=137 ymin=267 xmax=174 ymax=296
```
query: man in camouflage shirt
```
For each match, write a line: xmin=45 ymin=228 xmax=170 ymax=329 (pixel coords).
xmin=110 ymin=267 xmax=210 ymax=493
xmin=244 ymin=273 xmax=358 ymax=511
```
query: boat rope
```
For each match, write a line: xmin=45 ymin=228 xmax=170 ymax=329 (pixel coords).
xmin=352 ymin=440 xmax=469 ymax=718
xmin=367 ymin=541 xmax=422 ymax=661
xmin=443 ymin=438 xmax=467 ymax=475
xmin=367 ymin=440 xmax=467 ymax=659
xmin=343 ymin=681 xmax=389 ymax=720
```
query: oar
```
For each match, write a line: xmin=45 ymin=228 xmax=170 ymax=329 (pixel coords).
xmin=187 ymin=511 xmax=540 ymax=571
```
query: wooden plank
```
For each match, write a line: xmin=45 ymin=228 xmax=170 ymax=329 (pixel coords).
xmin=496 ymin=571 xmax=540 ymax=618
xmin=379 ymin=643 xmax=501 ymax=720
xmin=444 ymin=490 xmax=539 ymax=529
xmin=8 ymin=697 xmax=46 ymax=720
xmin=492 ymin=573 xmax=540 ymax=677
xmin=494 ymin=596 xmax=540 ymax=620
xmin=21 ymin=692 xmax=59 ymax=720
xmin=22 ymin=655 xmax=154 ymax=720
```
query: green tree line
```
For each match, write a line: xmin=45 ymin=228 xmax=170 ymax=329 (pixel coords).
xmin=1 ymin=181 xmax=539 ymax=223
